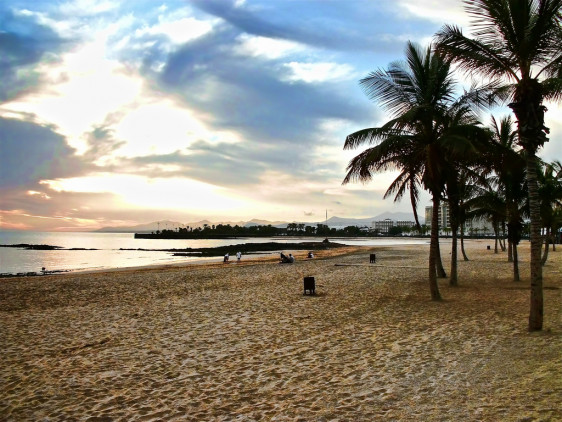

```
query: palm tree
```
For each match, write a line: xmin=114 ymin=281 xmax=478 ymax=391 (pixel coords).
xmin=343 ymin=42 xmax=493 ymax=300
xmin=467 ymin=115 xmax=528 ymax=281
xmin=436 ymin=0 xmax=562 ymax=330
xmin=486 ymin=115 xmax=528 ymax=272
xmin=443 ymin=118 xmax=492 ymax=285
xmin=454 ymin=169 xmax=488 ymax=261
xmin=539 ymin=160 xmax=562 ymax=263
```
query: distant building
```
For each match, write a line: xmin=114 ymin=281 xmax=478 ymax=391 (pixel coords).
xmin=425 ymin=203 xmax=450 ymax=229
xmin=374 ymin=219 xmax=394 ymax=233
xmin=425 ymin=203 xmax=494 ymax=235
xmin=371 ymin=218 xmax=415 ymax=234
xmin=464 ymin=216 xmax=494 ymax=235
xmin=396 ymin=220 xmax=415 ymax=229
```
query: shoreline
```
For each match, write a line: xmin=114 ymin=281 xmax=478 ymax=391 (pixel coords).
xmin=0 ymin=241 xmax=356 ymax=278
xmin=1 ymin=240 xmax=561 ymax=420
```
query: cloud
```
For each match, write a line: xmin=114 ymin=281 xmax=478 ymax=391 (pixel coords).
xmin=189 ymin=0 xmax=433 ymax=52
xmin=83 ymin=124 xmax=127 ymax=164
xmin=0 ymin=0 xmax=457 ymax=230
xmin=396 ymin=0 xmax=467 ymax=25
xmin=151 ymin=26 xmax=372 ymax=147
xmin=0 ymin=7 xmax=68 ymax=101
xmin=0 ymin=117 xmax=85 ymax=189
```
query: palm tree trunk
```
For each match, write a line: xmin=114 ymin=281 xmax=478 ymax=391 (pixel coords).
xmin=450 ymin=229 xmax=458 ymax=286
xmin=513 ymin=242 xmax=520 ymax=282
xmin=541 ymin=227 xmax=550 ymax=266
xmin=460 ymin=222 xmax=469 ymax=261
xmin=449 ymin=204 xmax=459 ymax=286
xmin=506 ymin=212 xmax=512 ymax=261
xmin=429 ymin=197 xmax=442 ymax=301
xmin=498 ymin=237 xmax=505 ymax=252
xmin=500 ymin=221 xmax=507 ymax=252
xmin=436 ymin=239 xmax=447 ymax=278
xmin=526 ymin=153 xmax=543 ymax=331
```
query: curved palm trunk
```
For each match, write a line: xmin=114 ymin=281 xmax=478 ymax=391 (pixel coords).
xmin=429 ymin=197 xmax=442 ymax=301
xmin=500 ymin=221 xmax=507 ymax=252
xmin=513 ymin=242 xmax=520 ymax=282
xmin=460 ymin=222 xmax=469 ymax=261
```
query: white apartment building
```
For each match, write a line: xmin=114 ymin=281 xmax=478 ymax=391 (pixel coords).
xmin=425 ymin=203 xmax=494 ymax=234
xmin=425 ymin=203 xmax=450 ymax=228
xmin=373 ymin=219 xmax=394 ymax=233
xmin=371 ymin=218 xmax=415 ymax=233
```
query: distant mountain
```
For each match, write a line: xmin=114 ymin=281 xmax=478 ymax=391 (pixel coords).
xmin=95 ymin=220 xmax=184 ymax=233
xmin=95 ymin=218 xmax=285 ymax=233
xmin=373 ymin=211 xmax=419 ymax=222
xmin=94 ymin=212 xmax=420 ymax=233
xmin=244 ymin=219 xmax=286 ymax=227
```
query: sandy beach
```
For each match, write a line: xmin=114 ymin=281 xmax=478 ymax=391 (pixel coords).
xmin=1 ymin=240 xmax=561 ymax=421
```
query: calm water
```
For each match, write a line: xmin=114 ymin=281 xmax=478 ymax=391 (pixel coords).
xmin=0 ymin=231 xmax=428 ymax=274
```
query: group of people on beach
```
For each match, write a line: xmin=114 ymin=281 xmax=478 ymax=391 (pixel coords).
xmin=224 ymin=251 xmax=242 ymax=263
xmin=279 ymin=251 xmax=314 ymax=263
xmin=223 ymin=250 xmax=314 ymax=264
xmin=279 ymin=252 xmax=295 ymax=263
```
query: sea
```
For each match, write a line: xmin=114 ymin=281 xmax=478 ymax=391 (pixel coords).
xmin=0 ymin=231 xmax=428 ymax=274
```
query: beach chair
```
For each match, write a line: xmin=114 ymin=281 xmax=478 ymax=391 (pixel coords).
xmin=303 ymin=276 xmax=315 ymax=295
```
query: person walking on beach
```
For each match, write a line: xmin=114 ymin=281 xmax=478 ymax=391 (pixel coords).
xmin=236 ymin=251 xmax=242 ymax=262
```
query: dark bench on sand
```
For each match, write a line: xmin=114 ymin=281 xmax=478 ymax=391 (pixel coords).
xmin=303 ymin=276 xmax=315 ymax=295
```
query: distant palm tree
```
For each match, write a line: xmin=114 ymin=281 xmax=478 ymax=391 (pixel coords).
xmin=486 ymin=115 xmax=528 ymax=277
xmin=539 ymin=160 xmax=562 ymax=263
xmin=343 ymin=42 xmax=493 ymax=300
xmin=457 ymin=171 xmax=477 ymax=261
xmin=436 ymin=0 xmax=562 ymax=330
xmin=443 ymin=130 xmax=490 ymax=284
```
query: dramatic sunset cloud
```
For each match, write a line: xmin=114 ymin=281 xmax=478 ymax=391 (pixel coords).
xmin=1 ymin=0 xmax=560 ymax=231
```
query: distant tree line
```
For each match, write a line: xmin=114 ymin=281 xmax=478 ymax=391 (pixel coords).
xmin=142 ymin=222 xmax=428 ymax=238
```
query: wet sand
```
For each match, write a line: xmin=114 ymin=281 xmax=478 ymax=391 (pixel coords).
xmin=1 ymin=240 xmax=561 ymax=421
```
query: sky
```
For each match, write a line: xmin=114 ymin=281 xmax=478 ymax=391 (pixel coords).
xmin=1 ymin=0 xmax=560 ymax=231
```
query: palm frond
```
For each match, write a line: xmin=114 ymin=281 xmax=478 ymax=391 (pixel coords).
xmin=541 ymin=77 xmax=562 ymax=101
xmin=435 ymin=24 xmax=517 ymax=81
xmin=344 ymin=126 xmax=409 ymax=150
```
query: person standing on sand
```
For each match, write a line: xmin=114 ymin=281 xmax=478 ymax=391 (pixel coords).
xmin=236 ymin=251 xmax=242 ymax=262
xmin=224 ymin=253 xmax=229 ymax=262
